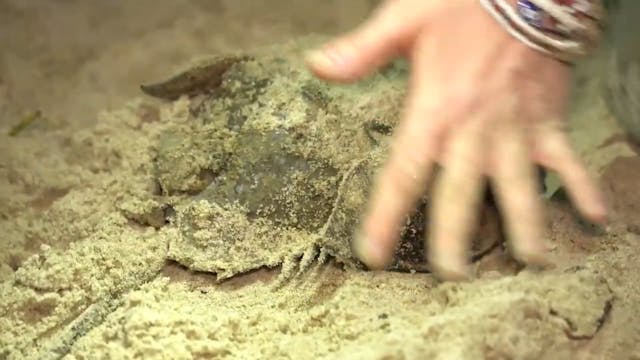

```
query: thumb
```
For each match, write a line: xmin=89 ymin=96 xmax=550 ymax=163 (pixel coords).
xmin=305 ymin=0 xmax=441 ymax=82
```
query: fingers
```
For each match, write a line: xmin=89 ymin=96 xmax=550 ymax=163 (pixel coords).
xmin=490 ymin=119 xmax=550 ymax=266
xmin=305 ymin=0 xmax=438 ymax=82
xmin=534 ymin=123 xmax=608 ymax=224
xmin=354 ymin=82 xmax=443 ymax=270
xmin=427 ymin=116 xmax=485 ymax=281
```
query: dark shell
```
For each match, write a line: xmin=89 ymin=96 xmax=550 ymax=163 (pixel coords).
xmin=146 ymin=43 xmax=505 ymax=282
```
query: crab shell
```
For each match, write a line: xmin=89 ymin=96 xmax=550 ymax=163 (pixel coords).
xmin=145 ymin=42 xmax=505 ymax=282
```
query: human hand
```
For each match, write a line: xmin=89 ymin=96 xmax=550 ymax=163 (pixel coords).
xmin=306 ymin=0 xmax=608 ymax=280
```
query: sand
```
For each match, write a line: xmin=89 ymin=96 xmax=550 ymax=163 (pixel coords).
xmin=1 ymin=1 xmax=639 ymax=359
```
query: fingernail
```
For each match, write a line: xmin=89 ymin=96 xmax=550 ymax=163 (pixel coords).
xmin=368 ymin=242 xmax=388 ymax=267
xmin=593 ymin=203 xmax=609 ymax=225
xmin=443 ymin=270 xmax=472 ymax=282
xmin=353 ymin=233 xmax=388 ymax=270
xmin=433 ymin=261 xmax=472 ymax=282
xmin=514 ymin=245 xmax=554 ymax=268
xmin=305 ymin=47 xmax=344 ymax=70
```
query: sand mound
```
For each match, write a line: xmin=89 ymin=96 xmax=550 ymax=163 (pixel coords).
xmin=1 ymin=38 xmax=639 ymax=359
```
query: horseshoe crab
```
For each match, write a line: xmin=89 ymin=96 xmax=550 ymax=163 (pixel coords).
xmin=143 ymin=40 xmax=504 ymax=283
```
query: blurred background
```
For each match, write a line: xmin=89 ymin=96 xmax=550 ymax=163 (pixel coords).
xmin=0 ymin=0 xmax=377 ymax=131
xmin=2 ymin=1 xmax=636 ymax=261
xmin=1 ymin=0 xmax=638 ymax=142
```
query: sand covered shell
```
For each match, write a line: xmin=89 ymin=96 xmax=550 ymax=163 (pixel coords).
xmin=144 ymin=43 xmax=503 ymax=282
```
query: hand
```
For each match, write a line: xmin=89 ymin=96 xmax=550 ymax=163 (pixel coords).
xmin=306 ymin=0 xmax=607 ymax=280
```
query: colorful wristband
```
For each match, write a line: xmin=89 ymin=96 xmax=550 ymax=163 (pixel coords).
xmin=480 ymin=0 xmax=606 ymax=63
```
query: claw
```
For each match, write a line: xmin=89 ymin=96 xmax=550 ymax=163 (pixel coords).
xmin=272 ymin=242 xmax=334 ymax=290
xmin=272 ymin=252 xmax=301 ymax=289
xmin=317 ymin=248 xmax=330 ymax=266
xmin=296 ymin=244 xmax=319 ymax=279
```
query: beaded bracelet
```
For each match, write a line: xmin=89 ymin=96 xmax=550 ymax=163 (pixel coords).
xmin=479 ymin=0 xmax=606 ymax=63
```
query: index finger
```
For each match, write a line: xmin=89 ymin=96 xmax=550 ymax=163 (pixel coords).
xmin=354 ymin=79 xmax=442 ymax=270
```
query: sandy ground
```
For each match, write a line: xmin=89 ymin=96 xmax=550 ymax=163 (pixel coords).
xmin=1 ymin=1 xmax=639 ymax=359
